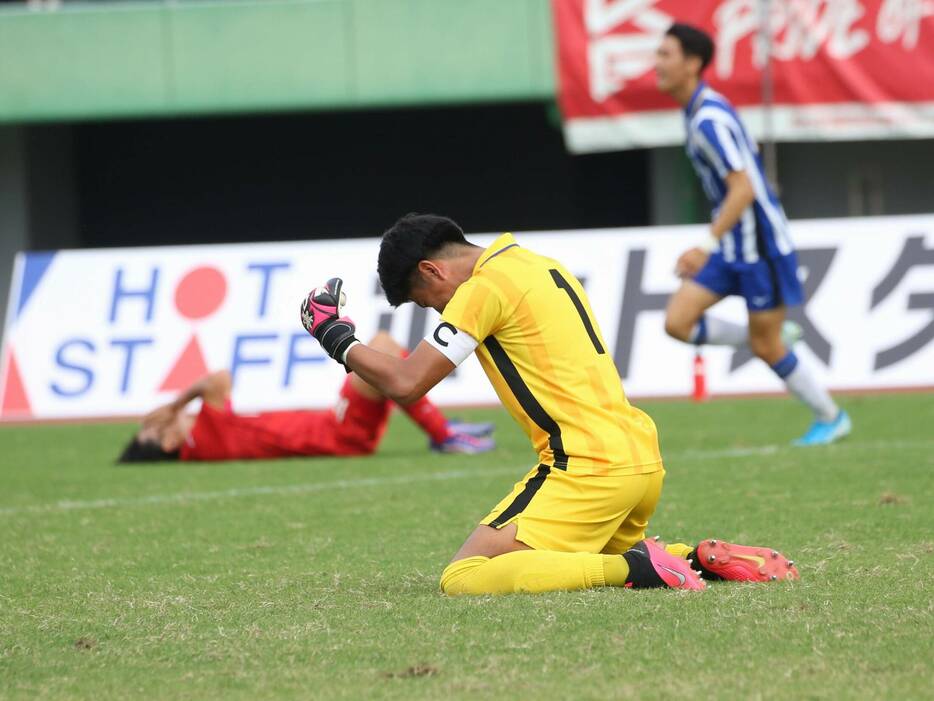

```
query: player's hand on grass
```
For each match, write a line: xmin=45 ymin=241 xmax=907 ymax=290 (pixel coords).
xmin=675 ymin=248 xmax=710 ymax=279
xmin=300 ymin=277 xmax=360 ymax=365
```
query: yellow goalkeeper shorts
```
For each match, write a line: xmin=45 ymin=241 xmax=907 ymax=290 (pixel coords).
xmin=480 ymin=462 xmax=665 ymax=554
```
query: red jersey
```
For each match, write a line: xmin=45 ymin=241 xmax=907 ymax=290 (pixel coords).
xmin=179 ymin=379 xmax=391 ymax=461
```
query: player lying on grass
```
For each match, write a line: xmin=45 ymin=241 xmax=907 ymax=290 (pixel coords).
xmin=117 ymin=331 xmax=494 ymax=463
xmin=300 ymin=214 xmax=798 ymax=595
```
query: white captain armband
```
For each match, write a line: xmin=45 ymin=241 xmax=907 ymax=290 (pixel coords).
xmin=425 ymin=321 xmax=478 ymax=366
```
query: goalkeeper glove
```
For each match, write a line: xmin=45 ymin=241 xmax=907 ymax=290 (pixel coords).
xmin=300 ymin=277 xmax=360 ymax=366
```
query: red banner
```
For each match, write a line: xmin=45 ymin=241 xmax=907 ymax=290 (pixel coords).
xmin=554 ymin=0 xmax=934 ymax=152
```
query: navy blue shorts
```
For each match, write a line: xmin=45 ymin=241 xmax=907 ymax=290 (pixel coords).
xmin=693 ymin=252 xmax=803 ymax=311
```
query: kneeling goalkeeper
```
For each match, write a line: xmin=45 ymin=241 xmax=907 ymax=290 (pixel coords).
xmin=301 ymin=214 xmax=799 ymax=594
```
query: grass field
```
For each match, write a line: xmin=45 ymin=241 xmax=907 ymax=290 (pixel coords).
xmin=1 ymin=393 xmax=932 ymax=700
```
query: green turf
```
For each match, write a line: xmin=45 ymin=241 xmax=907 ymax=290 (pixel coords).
xmin=1 ymin=394 xmax=932 ymax=700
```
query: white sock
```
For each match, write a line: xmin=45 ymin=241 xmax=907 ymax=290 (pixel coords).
xmin=690 ymin=315 xmax=748 ymax=347
xmin=773 ymin=352 xmax=838 ymax=422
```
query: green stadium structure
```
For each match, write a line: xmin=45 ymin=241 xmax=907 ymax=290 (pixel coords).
xmin=0 ymin=0 xmax=555 ymax=123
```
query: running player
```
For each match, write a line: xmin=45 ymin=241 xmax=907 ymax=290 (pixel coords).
xmin=300 ymin=214 xmax=798 ymax=595
xmin=117 ymin=331 xmax=494 ymax=463
xmin=656 ymin=22 xmax=850 ymax=446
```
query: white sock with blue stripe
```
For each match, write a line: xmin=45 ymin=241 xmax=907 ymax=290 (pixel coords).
xmin=690 ymin=315 xmax=748 ymax=347
xmin=771 ymin=351 xmax=838 ymax=423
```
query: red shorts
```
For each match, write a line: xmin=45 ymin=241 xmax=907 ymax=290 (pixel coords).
xmin=179 ymin=378 xmax=392 ymax=461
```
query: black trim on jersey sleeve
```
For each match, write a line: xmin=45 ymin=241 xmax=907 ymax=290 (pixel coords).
xmin=479 ymin=242 xmax=519 ymax=268
xmin=483 ymin=337 xmax=569 ymax=470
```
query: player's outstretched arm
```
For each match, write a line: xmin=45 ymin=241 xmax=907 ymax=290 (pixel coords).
xmin=676 ymin=170 xmax=755 ymax=279
xmin=344 ymin=341 xmax=455 ymax=405
xmin=140 ymin=370 xmax=228 ymax=430
xmin=168 ymin=370 xmax=232 ymax=413
xmin=710 ymin=169 xmax=755 ymax=240
xmin=301 ymin=278 xmax=456 ymax=404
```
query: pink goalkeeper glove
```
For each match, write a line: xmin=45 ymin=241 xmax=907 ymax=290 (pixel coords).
xmin=300 ymin=278 xmax=360 ymax=365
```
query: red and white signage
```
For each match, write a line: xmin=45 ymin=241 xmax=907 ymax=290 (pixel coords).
xmin=554 ymin=0 xmax=934 ymax=152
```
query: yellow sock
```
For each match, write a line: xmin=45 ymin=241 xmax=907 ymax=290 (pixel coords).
xmin=664 ymin=542 xmax=695 ymax=559
xmin=440 ymin=551 xmax=630 ymax=595
xmin=602 ymin=554 xmax=630 ymax=586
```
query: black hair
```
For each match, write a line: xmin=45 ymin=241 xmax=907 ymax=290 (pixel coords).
xmin=377 ymin=213 xmax=471 ymax=306
xmin=666 ymin=22 xmax=715 ymax=73
xmin=117 ymin=435 xmax=180 ymax=464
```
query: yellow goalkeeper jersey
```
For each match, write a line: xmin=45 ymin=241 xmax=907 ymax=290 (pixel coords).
xmin=441 ymin=233 xmax=662 ymax=475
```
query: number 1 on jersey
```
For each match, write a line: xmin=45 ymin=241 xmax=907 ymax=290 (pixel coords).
xmin=549 ymin=269 xmax=605 ymax=355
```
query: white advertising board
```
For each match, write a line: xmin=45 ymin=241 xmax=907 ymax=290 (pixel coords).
xmin=2 ymin=215 xmax=933 ymax=420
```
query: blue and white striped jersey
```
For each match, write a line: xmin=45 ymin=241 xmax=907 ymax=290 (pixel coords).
xmin=684 ymin=83 xmax=794 ymax=264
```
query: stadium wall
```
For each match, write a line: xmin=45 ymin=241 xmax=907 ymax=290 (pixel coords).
xmin=2 ymin=215 xmax=932 ymax=421
xmin=0 ymin=0 xmax=554 ymax=123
